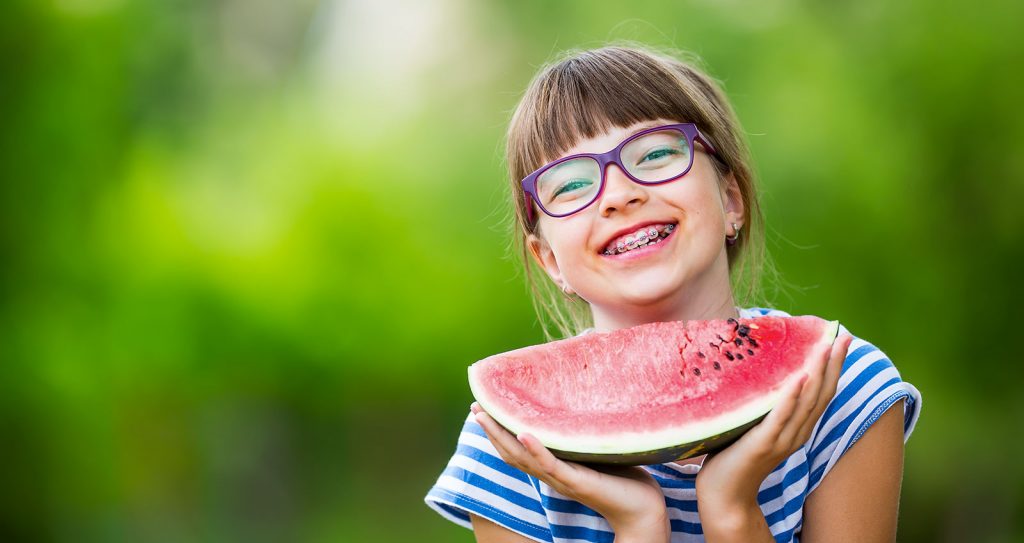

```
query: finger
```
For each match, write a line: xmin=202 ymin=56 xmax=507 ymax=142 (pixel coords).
xmin=470 ymin=402 xmax=480 ymax=414
xmin=776 ymin=369 xmax=820 ymax=446
xmin=799 ymin=339 xmax=833 ymax=407
xmin=757 ymin=372 xmax=807 ymax=440
xmin=474 ymin=412 xmax=534 ymax=469
xmin=819 ymin=334 xmax=852 ymax=403
xmin=794 ymin=334 xmax=853 ymax=443
xmin=517 ymin=432 xmax=583 ymax=492
xmin=778 ymin=341 xmax=831 ymax=445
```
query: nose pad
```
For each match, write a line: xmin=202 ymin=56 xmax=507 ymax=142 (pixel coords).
xmin=598 ymin=164 xmax=647 ymax=216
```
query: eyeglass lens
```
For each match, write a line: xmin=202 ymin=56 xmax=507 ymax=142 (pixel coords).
xmin=535 ymin=128 xmax=693 ymax=216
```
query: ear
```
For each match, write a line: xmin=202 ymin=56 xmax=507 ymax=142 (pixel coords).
xmin=526 ymin=232 xmax=568 ymax=290
xmin=720 ymin=171 xmax=746 ymax=230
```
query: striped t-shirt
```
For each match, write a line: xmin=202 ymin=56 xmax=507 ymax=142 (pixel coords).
xmin=425 ymin=307 xmax=923 ymax=543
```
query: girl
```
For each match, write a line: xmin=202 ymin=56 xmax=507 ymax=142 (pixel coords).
xmin=425 ymin=45 xmax=921 ymax=543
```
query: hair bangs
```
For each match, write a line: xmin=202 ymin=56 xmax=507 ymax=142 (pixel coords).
xmin=513 ymin=52 xmax=700 ymax=178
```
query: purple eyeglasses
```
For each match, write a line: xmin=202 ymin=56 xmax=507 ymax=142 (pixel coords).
xmin=521 ymin=123 xmax=717 ymax=221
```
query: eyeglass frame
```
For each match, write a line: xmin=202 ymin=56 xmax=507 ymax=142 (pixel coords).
xmin=520 ymin=123 xmax=718 ymax=222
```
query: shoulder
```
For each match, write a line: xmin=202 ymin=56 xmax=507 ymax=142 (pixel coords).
xmin=740 ymin=306 xmax=790 ymax=318
xmin=424 ymin=413 xmax=553 ymax=542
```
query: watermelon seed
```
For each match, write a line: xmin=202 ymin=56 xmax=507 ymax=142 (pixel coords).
xmin=736 ymin=354 xmax=744 ymax=360
xmin=713 ymin=362 xmax=721 ymax=370
xmin=748 ymin=338 xmax=758 ymax=347
xmin=727 ymin=318 xmax=737 ymax=326
xmin=737 ymin=325 xmax=750 ymax=336
xmin=697 ymin=351 xmax=706 ymax=358
xmin=725 ymin=351 xmax=735 ymax=361
xmin=747 ymin=349 xmax=754 ymax=356
xmin=693 ymin=368 xmax=701 ymax=376
xmin=734 ymin=338 xmax=743 ymax=346
xmin=709 ymin=342 xmax=719 ymax=350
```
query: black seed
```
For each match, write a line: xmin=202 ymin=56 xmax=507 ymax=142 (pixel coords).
xmin=693 ymin=368 xmax=701 ymax=376
xmin=748 ymin=338 xmax=758 ymax=347
xmin=713 ymin=362 xmax=721 ymax=370
xmin=725 ymin=351 xmax=735 ymax=361
xmin=736 ymin=354 xmax=744 ymax=360
xmin=679 ymin=370 xmax=685 ymax=376
xmin=747 ymin=349 xmax=754 ymax=356
xmin=737 ymin=325 xmax=750 ymax=336
xmin=727 ymin=318 xmax=737 ymax=326
xmin=698 ymin=351 xmax=706 ymax=358
xmin=709 ymin=342 xmax=719 ymax=350
xmin=734 ymin=338 xmax=743 ymax=347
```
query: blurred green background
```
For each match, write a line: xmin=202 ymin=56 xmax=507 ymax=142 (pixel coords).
xmin=2 ymin=0 xmax=1022 ymax=541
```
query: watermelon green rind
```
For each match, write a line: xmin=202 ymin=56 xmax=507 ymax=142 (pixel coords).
xmin=468 ymin=318 xmax=840 ymax=465
xmin=547 ymin=414 xmax=766 ymax=465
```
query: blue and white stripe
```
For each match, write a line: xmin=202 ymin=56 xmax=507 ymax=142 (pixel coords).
xmin=425 ymin=307 xmax=923 ymax=543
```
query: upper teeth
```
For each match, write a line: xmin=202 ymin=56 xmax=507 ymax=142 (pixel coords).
xmin=604 ymin=224 xmax=675 ymax=255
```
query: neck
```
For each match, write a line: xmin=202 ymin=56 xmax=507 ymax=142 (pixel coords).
xmin=588 ymin=254 xmax=740 ymax=331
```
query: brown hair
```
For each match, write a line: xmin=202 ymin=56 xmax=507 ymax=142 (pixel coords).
xmin=506 ymin=44 xmax=771 ymax=339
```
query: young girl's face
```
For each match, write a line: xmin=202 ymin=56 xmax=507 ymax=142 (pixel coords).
xmin=528 ymin=118 xmax=745 ymax=325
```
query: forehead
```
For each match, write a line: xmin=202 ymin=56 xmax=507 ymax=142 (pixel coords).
xmin=555 ymin=118 xmax=678 ymax=160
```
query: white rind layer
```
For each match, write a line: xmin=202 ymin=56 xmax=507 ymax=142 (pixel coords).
xmin=468 ymin=320 xmax=840 ymax=455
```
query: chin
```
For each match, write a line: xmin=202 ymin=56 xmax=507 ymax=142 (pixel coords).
xmin=607 ymin=284 xmax=682 ymax=310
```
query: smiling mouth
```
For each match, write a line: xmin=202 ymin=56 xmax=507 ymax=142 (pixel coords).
xmin=602 ymin=223 xmax=676 ymax=255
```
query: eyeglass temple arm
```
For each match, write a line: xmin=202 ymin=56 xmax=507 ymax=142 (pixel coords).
xmin=695 ymin=133 xmax=718 ymax=155
xmin=524 ymin=192 xmax=536 ymax=223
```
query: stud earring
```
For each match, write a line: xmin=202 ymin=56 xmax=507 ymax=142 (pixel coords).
xmin=726 ymin=223 xmax=742 ymax=246
xmin=562 ymin=284 xmax=574 ymax=297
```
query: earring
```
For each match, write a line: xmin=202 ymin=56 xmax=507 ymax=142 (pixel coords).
xmin=561 ymin=284 xmax=575 ymax=297
xmin=726 ymin=223 xmax=742 ymax=246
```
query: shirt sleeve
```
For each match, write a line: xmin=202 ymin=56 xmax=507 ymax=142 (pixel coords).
xmin=805 ymin=325 xmax=923 ymax=494
xmin=424 ymin=412 xmax=554 ymax=543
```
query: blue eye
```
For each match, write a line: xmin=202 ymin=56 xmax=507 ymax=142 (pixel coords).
xmin=553 ymin=178 xmax=593 ymax=197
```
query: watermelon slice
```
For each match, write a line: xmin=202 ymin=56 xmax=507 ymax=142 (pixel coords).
xmin=468 ymin=315 xmax=839 ymax=465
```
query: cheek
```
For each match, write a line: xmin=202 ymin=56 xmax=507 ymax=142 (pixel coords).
xmin=670 ymin=182 xmax=722 ymax=219
xmin=540 ymin=217 xmax=591 ymax=255
xmin=551 ymin=232 xmax=588 ymax=261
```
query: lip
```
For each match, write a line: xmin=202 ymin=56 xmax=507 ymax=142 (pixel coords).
xmin=598 ymin=220 xmax=678 ymax=259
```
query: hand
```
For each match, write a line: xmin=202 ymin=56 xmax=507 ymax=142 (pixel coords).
xmin=471 ymin=403 xmax=670 ymax=541
xmin=695 ymin=334 xmax=854 ymax=516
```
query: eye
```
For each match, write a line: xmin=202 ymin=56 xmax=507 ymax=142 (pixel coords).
xmin=553 ymin=178 xmax=593 ymax=198
xmin=639 ymin=147 xmax=681 ymax=164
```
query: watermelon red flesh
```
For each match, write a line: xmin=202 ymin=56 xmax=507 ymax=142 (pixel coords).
xmin=468 ymin=316 xmax=839 ymax=465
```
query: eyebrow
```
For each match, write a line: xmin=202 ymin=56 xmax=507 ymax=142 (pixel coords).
xmin=629 ymin=120 xmax=668 ymax=134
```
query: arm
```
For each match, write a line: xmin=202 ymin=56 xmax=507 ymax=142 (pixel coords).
xmin=800 ymin=402 xmax=906 ymax=542
xmin=470 ymin=514 xmax=536 ymax=543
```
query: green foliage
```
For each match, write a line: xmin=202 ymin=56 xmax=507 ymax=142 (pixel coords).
xmin=1 ymin=0 xmax=1022 ymax=541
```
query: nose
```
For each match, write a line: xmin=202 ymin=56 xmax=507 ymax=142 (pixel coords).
xmin=598 ymin=164 xmax=647 ymax=217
